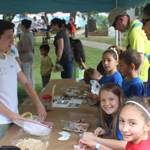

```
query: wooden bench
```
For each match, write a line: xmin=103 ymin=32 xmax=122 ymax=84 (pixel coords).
xmin=20 ymin=31 xmax=55 ymax=42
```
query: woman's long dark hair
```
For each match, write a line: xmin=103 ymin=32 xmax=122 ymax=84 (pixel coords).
xmin=72 ymin=39 xmax=85 ymax=63
xmin=143 ymin=3 xmax=150 ymax=16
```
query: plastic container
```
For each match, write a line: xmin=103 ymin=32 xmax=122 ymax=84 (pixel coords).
xmin=10 ymin=122 xmax=53 ymax=150
xmin=52 ymin=95 xmax=62 ymax=102
xmin=60 ymin=112 xmax=95 ymax=132
xmin=61 ymin=84 xmax=81 ymax=96
xmin=42 ymin=95 xmax=53 ymax=111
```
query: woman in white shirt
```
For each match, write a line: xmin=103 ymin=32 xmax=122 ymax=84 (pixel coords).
xmin=41 ymin=16 xmax=48 ymax=43
xmin=32 ymin=17 xmax=38 ymax=32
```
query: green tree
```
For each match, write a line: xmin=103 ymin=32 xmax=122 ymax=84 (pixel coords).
xmin=3 ymin=12 xmax=28 ymax=22
xmin=96 ymin=15 xmax=109 ymax=27
xmin=3 ymin=13 xmax=16 ymax=22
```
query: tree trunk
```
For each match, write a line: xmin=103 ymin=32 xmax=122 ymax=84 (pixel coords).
xmin=88 ymin=19 xmax=97 ymax=32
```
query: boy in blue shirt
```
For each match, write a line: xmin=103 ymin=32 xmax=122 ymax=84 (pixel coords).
xmin=119 ymin=49 xmax=145 ymax=97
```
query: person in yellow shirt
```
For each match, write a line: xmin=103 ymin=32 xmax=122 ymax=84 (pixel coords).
xmin=142 ymin=3 xmax=150 ymax=97
xmin=108 ymin=7 xmax=150 ymax=96
xmin=40 ymin=44 xmax=53 ymax=87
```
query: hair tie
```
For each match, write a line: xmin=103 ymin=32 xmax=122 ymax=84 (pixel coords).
xmin=125 ymin=101 xmax=150 ymax=118
xmin=109 ymin=47 xmax=118 ymax=60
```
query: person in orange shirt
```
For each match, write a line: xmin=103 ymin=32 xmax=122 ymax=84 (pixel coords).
xmin=70 ymin=17 xmax=76 ymax=38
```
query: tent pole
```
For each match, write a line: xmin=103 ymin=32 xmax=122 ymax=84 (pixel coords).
xmin=115 ymin=0 xmax=118 ymax=46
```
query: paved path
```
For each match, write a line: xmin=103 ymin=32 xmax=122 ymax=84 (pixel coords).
xmin=75 ymin=29 xmax=125 ymax=50
xmin=81 ymin=40 xmax=111 ymax=50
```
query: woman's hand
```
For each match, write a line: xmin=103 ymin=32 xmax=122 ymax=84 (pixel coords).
xmin=55 ymin=63 xmax=59 ymax=70
xmin=94 ymin=127 xmax=107 ymax=136
xmin=36 ymin=102 xmax=47 ymax=121
xmin=79 ymin=138 xmax=97 ymax=149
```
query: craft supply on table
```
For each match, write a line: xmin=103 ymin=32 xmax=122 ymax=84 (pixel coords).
xmin=10 ymin=127 xmax=53 ymax=150
xmin=60 ymin=112 xmax=95 ymax=133
xmin=13 ymin=118 xmax=53 ymax=136
xmin=75 ymin=132 xmax=94 ymax=137
xmin=83 ymin=99 xmax=97 ymax=106
xmin=42 ymin=94 xmax=53 ymax=111
xmin=90 ymin=80 xmax=101 ymax=95
xmin=84 ymin=90 xmax=88 ymax=95
xmin=61 ymin=85 xmax=81 ymax=96
xmin=62 ymin=119 xmax=90 ymax=132
xmin=22 ymin=112 xmax=39 ymax=121
xmin=74 ymin=145 xmax=85 ymax=150
xmin=52 ymin=95 xmax=62 ymax=102
xmin=58 ymin=131 xmax=71 ymax=141
xmin=53 ymin=96 xmax=84 ymax=108
xmin=14 ymin=138 xmax=49 ymax=150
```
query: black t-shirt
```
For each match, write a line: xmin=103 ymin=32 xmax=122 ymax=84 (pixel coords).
xmin=54 ymin=30 xmax=73 ymax=65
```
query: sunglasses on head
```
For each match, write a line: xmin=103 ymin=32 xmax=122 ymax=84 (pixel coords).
xmin=142 ymin=18 xmax=150 ymax=26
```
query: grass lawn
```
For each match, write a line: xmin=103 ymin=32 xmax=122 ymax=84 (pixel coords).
xmin=78 ymin=36 xmax=127 ymax=48
xmin=18 ymin=38 xmax=104 ymax=104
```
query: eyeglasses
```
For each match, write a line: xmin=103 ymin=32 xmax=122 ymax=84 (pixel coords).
xmin=142 ymin=18 xmax=150 ymax=26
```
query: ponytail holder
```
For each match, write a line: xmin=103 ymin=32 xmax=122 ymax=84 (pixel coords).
xmin=109 ymin=47 xmax=118 ymax=60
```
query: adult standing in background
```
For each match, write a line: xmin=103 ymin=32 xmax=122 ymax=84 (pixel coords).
xmin=32 ymin=16 xmax=38 ymax=32
xmin=18 ymin=19 xmax=35 ymax=89
xmin=41 ymin=16 xmax=48 ymax=43
xmin=17 ymin=23 xmax=22 ymax=40
xmin=142 ymin=3 xmax=150 ymax=96
xmin=51 ymin=18 xmax=73 ymax=78
xmin=70 ymin=17 xmax=76 ymax=39
xmin=32 ymin=16 xmax=38 ymax=43
xmin=108 ymin=7 xmax=150 ymax=96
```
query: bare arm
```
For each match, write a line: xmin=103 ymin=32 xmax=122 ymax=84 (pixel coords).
xmin=16 ymin=57 xmax=21 ymax=66
xmin=17 ymin=71 xmax=47 ymax=121
xmin=55 ymin=38 xmax=64 ymax=70
xmin=137 ymin=53 xmax=144 ymax=76
xmin=83 ymin=132 xmax=127 ymax=150
xmin=57 ymin=38 xmax=64 ymax=61
xmin=0 ymin=102 xmax=22 ymax=121
xmin=79 ymin=59 xmax=86 ymax=69
xmin=79 ymin=139 xmax=114 ymax=150
xmin=19 ymin=45 xmax=28 ymax=53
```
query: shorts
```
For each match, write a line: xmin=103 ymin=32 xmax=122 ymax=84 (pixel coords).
xmin=0 ymin=123 xmax=13 ymax=140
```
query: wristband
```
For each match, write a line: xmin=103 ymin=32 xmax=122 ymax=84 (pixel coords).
xmin=95 ymin=142 xmax=101 ymax=150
